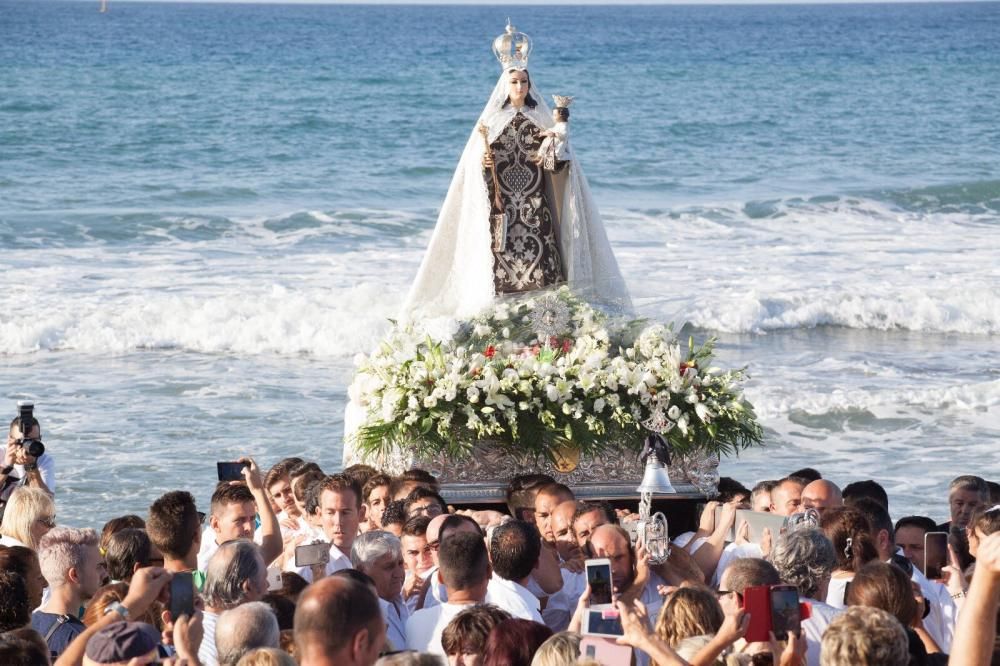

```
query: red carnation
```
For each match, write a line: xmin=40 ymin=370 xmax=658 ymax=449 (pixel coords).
xmin=485 ymin=345 xmax=496 ymax=359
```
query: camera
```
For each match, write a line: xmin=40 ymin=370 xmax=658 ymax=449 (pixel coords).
xmin=15 ymin=402 xmax=45 ymax=459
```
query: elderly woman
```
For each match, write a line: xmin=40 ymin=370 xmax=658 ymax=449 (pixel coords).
xmin=351 ymin=529 xmax=407 ymax=650
xmin=0 ymin=486 xmax=55 ymax=550
xmin=768 ymin=527 xmax=840 ymax=666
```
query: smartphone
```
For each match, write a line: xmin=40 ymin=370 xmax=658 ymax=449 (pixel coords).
xmin=924 ymin=531 xmax=948 ymax=580
xmin=295 ymin=542 xmax=331 ymax=568
xmin=169 ymin=571 xmax=194 ymax=619
xmin=579 ymin=635 xmax=632 ymax=665
xmin=585 ymin=558 xmax=614 ymax=608
xmin=582 ymin=608 xmax=624 ymax=638
xmin=742 ymin=584 xmax=773 ymax=643
xmin=217 ymin=461 xmax=249 ymax=482
xmin=266 ymin=567 xmax=283 ymax=591
xmin=769 ymin=584 xmax=801 ymax=641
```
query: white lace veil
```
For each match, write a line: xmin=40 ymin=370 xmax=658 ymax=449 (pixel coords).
xmin=402 ymin=69 xmax=633 ymax=322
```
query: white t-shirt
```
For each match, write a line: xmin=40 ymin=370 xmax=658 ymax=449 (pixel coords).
xmin=14 ymin=452 xmax=56 ymax=492
xmin=801 ymin=598 xmax=841 ymax=666
xmin=712 ymin=542 xmax=764 ymax=587
xmin=485 ymin=576 xmax=544 ymax=623
xmin=542 ymin=569 xmax=586 ymax=632
xmin=197 ymin=610 xmax=219 ymax=666
xmin=405 ymin=602 xmax=476 ymax=655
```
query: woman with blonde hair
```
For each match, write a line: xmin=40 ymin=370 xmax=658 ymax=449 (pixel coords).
xmin=237 ymin=647 xmax=297 ymax=666
xmin=654 ymin=585 xmax=724 ymax=649
xmin=0 ymin=486 xmax=55 ymax=550
xmin=530 ymin=631 xmax=580 ymax=666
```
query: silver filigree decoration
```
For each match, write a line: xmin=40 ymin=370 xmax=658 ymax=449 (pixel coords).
xmin=529 ymin=294 xmax=571 ymax=342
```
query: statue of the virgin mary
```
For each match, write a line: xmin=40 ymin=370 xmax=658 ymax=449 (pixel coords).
xmin=403 ymin=22 xmax=632 ymax=320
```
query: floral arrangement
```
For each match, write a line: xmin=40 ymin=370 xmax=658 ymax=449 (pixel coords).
xmin=349 ymin=286 xmax=763 ymax=463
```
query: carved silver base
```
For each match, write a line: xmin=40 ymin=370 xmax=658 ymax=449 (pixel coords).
xmin=350 ymin=441 xmax=719 ymax=505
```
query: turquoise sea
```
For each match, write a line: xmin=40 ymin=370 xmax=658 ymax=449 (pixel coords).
xmin=1 ymin=1 xmax=998 ymax=526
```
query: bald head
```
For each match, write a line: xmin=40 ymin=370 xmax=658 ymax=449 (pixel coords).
xmin=589 ymin=524 xmax=634 ymax=592
xmin=294 ymin=576 xmax=384 ymax=666
xmin=216 ymin=602 xmax=280 ymax=666
xmin=426 ymin=514 xmax=449 ymax=545
xmin=802 ymin=480 xmax=843 ymax=516
xmin=770 ymin=478 xmax=805 ymax=516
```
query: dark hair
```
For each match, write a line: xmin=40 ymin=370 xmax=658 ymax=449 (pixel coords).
xmin=821 ymin=507 xmax=879 ymax=572
xmin=971 ymin=505 xmax=1000 ymax=537
xmin=440 ymin=514 xmax=483 ymax=540
xmin=843 ymin=480 xmax=889 ymax=510
xmin=442 ymin=604 xmax=512 ymax=656
xmin=8 ymin=416 xmax=40 ymax=438
xmin=439 ymin=532 xmax=490 ymax=591
xmin=147 ymin=491 xmax=200 ymax=561
xmin=500 ymin=69 xmax=538 ymax=110
xmin=362 ymin=473 xmax=392 ymax=503
xmin=404 ymin=487 xmax=447 ymax=517
xmin=210 ymin=483 xmax=255 ymax=516
xmin=505 ymin=473 xmax=555 ymax=517
xmin=717 ymin=477 xmax=751 ymax=504
xmin=316 ymin=474 xmax=362 ymax=509
xmin=847 ymin=561 xmax=919 ymax=627
xmin=104 ymin=528 xmax=153 ymax=581
xmin=482 ymin=618 xmax=552 ymax=666
xmin=342 ymin=464 xmax=378 ymax=490
xmin=0 ymin=572 xmax=30 ymax=632
xmin=789 ymin=468 xmax=823 ymax=483
xmin=278 ymin=571 xmax=309 ymax=600
xmin=894 ymin=515 xmax=937 ymax=535
xmin=0 ymin=547 xmax=37 ymax=586
xmin=381 ymin=500 xmax=408 ymax=528
xmin=261 ymin=593 xmax=296 ymax=631
xmin=264 ymin=457 xmax=303 ymax=491
xmin=293 ymin=577 xmax=381 ymax=656
xmin=289 ymin=462 xmax=322 ymax=480
xmin=536 ymin=483 xmax=573 ymax=503
xmin=489 ymin=521 xmax=541 ymax=582
xmin=99 ymin=515 xmax=146 ymax=554
xmin=0 ymin=627 xmax=50 ymax=665
xmin=987 ymin=481 xmax=1000 ymax=504
xmin=554 ymin=107 xmax=569 ymax=122
xmin=402 ymin=515 xmax=431 ymax=539
xmin=852 ymin=497 xmax=895 ymax=543
xmin=294 ymin=470 xmax=326 ymax=506
xmin=399 ymin=468 xmax=440 ymax=489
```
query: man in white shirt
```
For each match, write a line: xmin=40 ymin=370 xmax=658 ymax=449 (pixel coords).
xmin=199 ymin=539 xmax=270 ymax=666
xmin=196 ymin=458 xmax=281 ymax=571
xmin=485 ymin=520 xmax=545 ymax=623
xmin=406 ymin=531 xmax=492 ymax=655
xmin=286 ymin=473 xmax=363 ymax=582
xmin=2 ymin=410 xmax=55 ymax=502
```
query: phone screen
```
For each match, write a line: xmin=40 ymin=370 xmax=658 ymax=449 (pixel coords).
xmin=924 ymin=532 xmax=948 ymax=580
xmin=169 ymin=572 xmax=194 ymax=619
xmin=295 ymin=543 xmax=331 ymax=568
xmin=217 ymin=461 xmax=248 ymax=482
xmin=585 ymin=609 xmax=624 ymax=637
xmin=769 ymin=585 xmax=800 ymax=641
xmin=586 ymin=560 xmax=614 ymax=607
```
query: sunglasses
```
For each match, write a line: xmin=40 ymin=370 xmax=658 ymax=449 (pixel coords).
xmin=37 ymin=516 xmax=56 ymax=528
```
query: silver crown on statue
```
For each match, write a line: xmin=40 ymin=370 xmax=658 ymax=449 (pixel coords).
xmin=493 ymin=20 xmax=532 ymax=71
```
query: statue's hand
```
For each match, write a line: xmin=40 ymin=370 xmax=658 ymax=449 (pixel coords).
xmin=482 ymin=154 xmax=495 ymax=169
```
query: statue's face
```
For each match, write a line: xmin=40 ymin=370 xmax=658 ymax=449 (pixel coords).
xmin=508 ymin=70 xmax=529 ymax=105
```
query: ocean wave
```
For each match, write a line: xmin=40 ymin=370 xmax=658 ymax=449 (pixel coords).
xmin=684 ymin=289 xmax=1000 ymax=335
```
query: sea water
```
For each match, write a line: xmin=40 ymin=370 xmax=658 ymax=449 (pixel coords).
xmin=1 ymin=1 xmax=998 ymax=526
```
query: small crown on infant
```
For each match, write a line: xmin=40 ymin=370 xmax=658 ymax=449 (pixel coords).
xmin=552 ymin=95 xmax=574 ymax=109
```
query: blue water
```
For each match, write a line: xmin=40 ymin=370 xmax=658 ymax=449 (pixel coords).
xmin=1 ymin=1 xmax=998 ymax=525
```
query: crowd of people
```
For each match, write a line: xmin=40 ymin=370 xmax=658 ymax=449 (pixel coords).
xmin=1 ymin=411 xmax=1000 ymax=666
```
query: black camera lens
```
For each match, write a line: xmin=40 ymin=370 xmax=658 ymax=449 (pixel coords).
xmin=21 ymin=439 xmax=45 ymax=459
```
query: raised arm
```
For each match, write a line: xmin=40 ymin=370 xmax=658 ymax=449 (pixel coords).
xmin=949 ymin=532 xmax=1000 ymax=665
xmin=241 ymin=456 xmax=282 ymax=566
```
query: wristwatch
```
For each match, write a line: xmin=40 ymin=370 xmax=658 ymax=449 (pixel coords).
xmin=104 ymin=601 xmax=131 ymax=621
xmin=0 ymin=465 xmax=13 ymax=476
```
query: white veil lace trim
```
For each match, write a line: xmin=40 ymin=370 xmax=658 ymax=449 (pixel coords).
xmin=402 ymin=71 xmax=632 ymax=322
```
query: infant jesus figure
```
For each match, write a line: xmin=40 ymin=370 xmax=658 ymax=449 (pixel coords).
xmin=534 ymin=95 xmax=573 ymax=172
